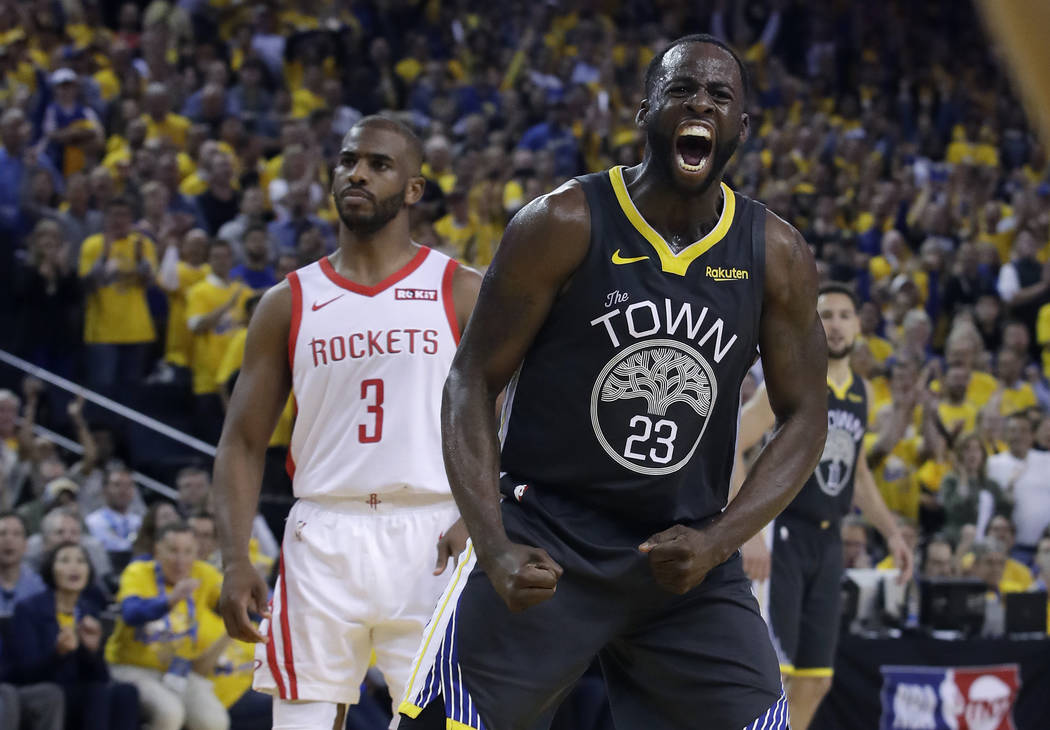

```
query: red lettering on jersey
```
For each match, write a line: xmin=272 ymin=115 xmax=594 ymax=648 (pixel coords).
xmin=387 ymin=330 xmax=401 ymax=354
xmin=349 ymin=332 xmax=365 ymax=359
xmin=368 ymin=330 xmax=385 ymax=356
xmin=404 ymin=328 xmax=420 ymax=353
xmin=329 ymin=336 xmax=346 ymax=361
xmin=310 ymin=338 xmax=327 ymax=366
xmin=423 ymin=329 xmax=438 ymax=354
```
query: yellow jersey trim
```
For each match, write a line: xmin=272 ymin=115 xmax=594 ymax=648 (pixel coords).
xmin=399 ymin=702 xmax=424 ymax=719
xmin=447 ymin=720 xmax=477 ymax=730
xmin=401 ymin=544 xmax=475 ymax=704
xmin=793 ymin=667 xmax=835 ymax=678
xmin=827 ymin=371 xmax=854 ymax=401
xmin=608 ymin=165 xmax=736 ymax=277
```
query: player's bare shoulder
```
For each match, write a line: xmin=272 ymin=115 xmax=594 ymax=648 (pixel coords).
xmin=491 ymin=179 xmax=592 ymax=295
xmin=245 ymin=277 xmax=293 ymax=355
xmin=762 ymin=208 xmax=819 ymax=308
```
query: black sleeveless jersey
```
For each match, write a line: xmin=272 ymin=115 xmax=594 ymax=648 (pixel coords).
xmin=782 ymin=371 xmax=868 ymax=525
xmin=498 ymin=166 xmax=766 ymax=530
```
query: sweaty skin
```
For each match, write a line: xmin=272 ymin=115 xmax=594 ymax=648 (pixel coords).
xmin=213 ymin=123 xmax=480 ymax=642
xmin=442 ymin=41 xmax=828 ymax=608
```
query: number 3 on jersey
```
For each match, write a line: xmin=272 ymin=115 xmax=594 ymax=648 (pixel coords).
xmin=359 ymin=379 xmax=384 ymax=443
xmin=623 ymin=415 xmax=677 ymax=464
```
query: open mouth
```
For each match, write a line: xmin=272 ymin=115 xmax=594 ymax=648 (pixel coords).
xmin=675 ymin=123 xmax=714 ymax=174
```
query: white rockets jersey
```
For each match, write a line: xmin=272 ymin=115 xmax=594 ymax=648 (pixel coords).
xmin=285 ymin=247 xmax=460 ymax=499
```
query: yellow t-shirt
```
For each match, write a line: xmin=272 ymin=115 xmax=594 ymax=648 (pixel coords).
xmin=937 ymin=401 xmax=977 ymax=435
xmin=291 ymin=88 xmax=325 ymax=119
xmin=143 ymin=113 xmax=192 ymax=149
xmin=867 ymin=434 xmax=921 ymax=521
xmin=105 ymin=560 xmax=223 ymax=672
xmin=861 ymin=335 xmax=894 ymax=366
xmin=394 ymin=57 xmax=423 ymax=83
xmin=57 ymin=611 xmax=75 ymax=629
xmin=78 ymin=233 xmax=157 ymax=344
xmin=1038 ymin=303 xmax=1050 ymax=378
xmin=930 ymin=371 xmax=998 ymax=410
xmin=1000 ymin=383 xmax=1037 ymax=416
xmin=216 ymin=329 xmax=295 ymax=447
xmin=421 ymin=163 xmax=456 ymax=194
xmin=434 ymin=213 xmax=492 ymax=266
xmin=960 ymin=554 xmax=1034 ymax=594
xmin=165 ymin=262 xmax=210 ymax=367
xmin=186 ymin=277 xmax=250 ymax=395
xmin=916 ymin=459 xmax=950 ymax=493
xmin=196 ymin=609 xmax=256 ymax=708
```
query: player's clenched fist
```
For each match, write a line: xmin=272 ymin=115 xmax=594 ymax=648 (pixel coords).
xmin=482 ymin=543 xmax=563 ymax=612
xmin=639 ymin=524 xmax=720 ymax=595
xmin=219 ymin=559 xmax=271 ymax=643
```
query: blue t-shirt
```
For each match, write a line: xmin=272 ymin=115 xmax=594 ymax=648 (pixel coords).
xmin=231 ymin=264 xmax=277 ymax=291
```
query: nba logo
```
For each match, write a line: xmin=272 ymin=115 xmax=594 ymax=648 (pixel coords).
xmin=513 ymin=484 xmax=528 ymax=501
xmin=880 ymin=664 xmax=1020 ymax=730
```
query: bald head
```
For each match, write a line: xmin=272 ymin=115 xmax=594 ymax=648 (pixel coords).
xmin=348 ymin=116 xmax=423 ymax=174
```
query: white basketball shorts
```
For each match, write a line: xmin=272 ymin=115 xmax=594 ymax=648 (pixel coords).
xmin=254 ymin=494 xmax=461 ymax=707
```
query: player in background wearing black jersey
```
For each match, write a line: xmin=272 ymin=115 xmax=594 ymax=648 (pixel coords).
xmin=734 ymin=282 xmax=915 ymax=730
xmin=399 ymin=34 xmax=828 ymax=730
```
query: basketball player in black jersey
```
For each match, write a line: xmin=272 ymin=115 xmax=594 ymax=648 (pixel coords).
xmin=734 ymin=282 xmax=914 ymax=729
xmin=398 ymin=35 xmax=828 ymax=730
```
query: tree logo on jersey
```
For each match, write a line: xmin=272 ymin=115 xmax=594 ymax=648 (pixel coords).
xmin=816 ymin=427 xmax=857 ymax=497
xmin=590 ymin=339 xmax=717 ymax=475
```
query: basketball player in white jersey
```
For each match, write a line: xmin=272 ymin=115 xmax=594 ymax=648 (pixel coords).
xmin=213 ymin=116 xmax=481 ymax=730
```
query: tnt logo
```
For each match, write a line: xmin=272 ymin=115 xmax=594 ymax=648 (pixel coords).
xmin=880 ymin=664 xmax=1020 ymax=730
xmin=395 ymin=288 xmax=438 ymax=301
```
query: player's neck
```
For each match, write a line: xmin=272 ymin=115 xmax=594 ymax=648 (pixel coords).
xmin=827 ymin=356 xmax=852 ymax=386
xmin=333 ymin=218 xmax=418 ymax=287
xmin=625 ymin=160 xmax=724 ymax=245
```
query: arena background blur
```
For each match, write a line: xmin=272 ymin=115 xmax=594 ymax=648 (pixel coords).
xmin=2 ymin=1 xmax=1050 ymax=729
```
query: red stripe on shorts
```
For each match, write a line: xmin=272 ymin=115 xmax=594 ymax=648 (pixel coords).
xmin=278 ymin=551 xmax=299 ymax=698
xmin=266 ymin=601 xmax=288 ymax=698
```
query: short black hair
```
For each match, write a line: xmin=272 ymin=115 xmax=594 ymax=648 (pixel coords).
xmin=818 ymin=281 xmax=860 ymax=312
xmin=0 ymin=511 xmax=28 ymax=535
xmin=105 ymin=460 xmax=132 ymax=482
xmin=348 ymin=115 xmax=424 ymax=173
xmin=40 ymin=541 xmax=94 ymax=591
xmin=644 ymin=34 xmax=751 ymax=103
xmin=104 ymin=195 xmax=135 ymax=213
xmin=155 ymin=521 xmax=193 ymax=544
xmin=244 ymin=222 xmax=268 ymax=238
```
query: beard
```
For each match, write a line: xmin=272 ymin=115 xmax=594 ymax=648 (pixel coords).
xmin=647 ymin=125 xmax=741 ymax=194
xmin=828 ymin=343 xmax=854 ymax=361
xmin=335 ymin=186 xmax=406 ymax=235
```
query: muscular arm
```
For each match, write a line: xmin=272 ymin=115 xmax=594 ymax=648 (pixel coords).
xmin=213 ymin=283 xmax=291 ymax=640
xmin=214 ymin=283 xmax=291 ymax=566
xmin=709 ymin=215 xmax=828 ymax=561
xmin=441 ymin=184 xmax=589 ymax=596
xmin=853 ymin=439 xmax=914 ymax=582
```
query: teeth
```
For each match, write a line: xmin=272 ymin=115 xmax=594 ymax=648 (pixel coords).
xmin=676 ymin=154 xmax=706 ymax=172
xmin=679 ymin=124 xmax=712 ymax=140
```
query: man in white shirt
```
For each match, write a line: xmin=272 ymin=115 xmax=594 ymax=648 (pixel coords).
xmin=85 ymin=463 xmax=143 ymax=553
xmin=987 ymin=413 xmax=1050 ymax=563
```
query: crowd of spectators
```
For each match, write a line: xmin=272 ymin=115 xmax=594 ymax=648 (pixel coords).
xmin=1 ymin=0 xmax=1050 ymax=727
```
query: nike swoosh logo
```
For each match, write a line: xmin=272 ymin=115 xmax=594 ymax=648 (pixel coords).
xmin=611 ymin=249 xmax=650 ymax=265
xmin=312 ymin=294 xmax=346 ymax=311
